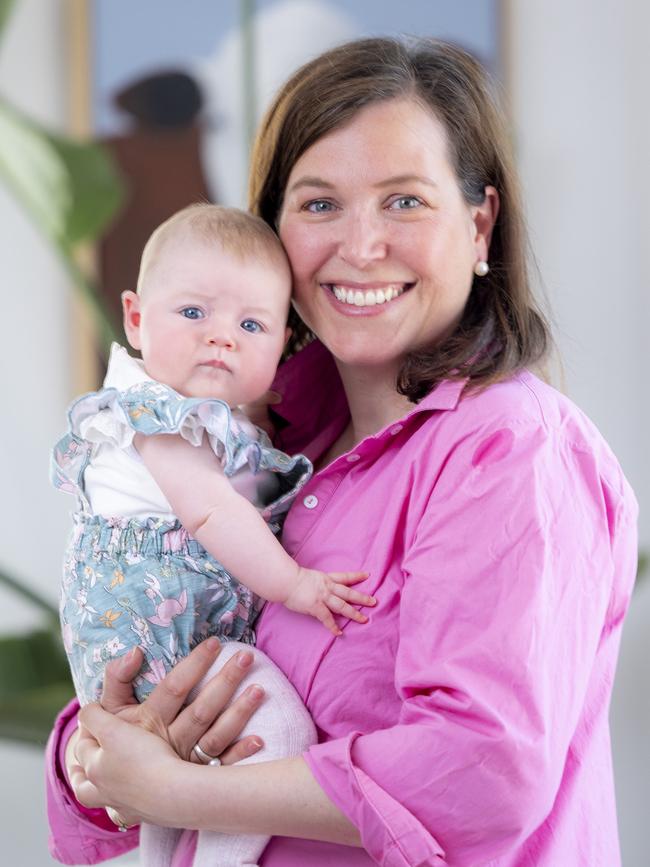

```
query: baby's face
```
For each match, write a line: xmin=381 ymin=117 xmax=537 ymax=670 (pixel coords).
xmin=123 ymin=236 xmax=291 ymax=405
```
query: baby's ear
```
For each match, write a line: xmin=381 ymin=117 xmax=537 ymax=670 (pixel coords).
xmin=121 ymin=290 xmax=142 ymax=350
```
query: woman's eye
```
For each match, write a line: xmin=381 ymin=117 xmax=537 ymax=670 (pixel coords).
xmin=304 ymin=199 xmax=336 ymax=214
xmin=389 ymin=196 xmax=423 ymax=210
xmin=180 ymin=307 xmax=204 ymax=320
xmin=240 ymin=319 xmax=264 ymax=334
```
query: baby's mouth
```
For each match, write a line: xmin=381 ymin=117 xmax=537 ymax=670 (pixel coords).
xmin=324 ymin=283 xmax=414 ymax=308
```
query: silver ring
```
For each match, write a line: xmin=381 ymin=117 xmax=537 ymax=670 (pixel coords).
xmin=106 ymin=806 xmax=135 ymax=832
xmin=193 ymin=742 xmax=221 ymax=766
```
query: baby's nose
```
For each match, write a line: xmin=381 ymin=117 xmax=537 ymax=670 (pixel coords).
xmin=208 ymin=332 xmax=236 ymax=350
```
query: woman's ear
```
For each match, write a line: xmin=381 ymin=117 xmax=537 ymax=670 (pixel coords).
xmin=284 ymin=326 xmax=292 ymax=346
xmin=471 ymin=185 xmax=500 ymax=261
xmin=121 ymin=290 xmax=142 ymax=350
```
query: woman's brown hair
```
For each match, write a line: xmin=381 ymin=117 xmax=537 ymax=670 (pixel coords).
xmin=249 ymin=37 xmax=550 ymax=401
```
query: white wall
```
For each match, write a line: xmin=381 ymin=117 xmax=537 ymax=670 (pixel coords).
xmin=0 ymin=1 xmax=646 ymax=865
xmin=508 ymin=2 xmax=649 ymax=865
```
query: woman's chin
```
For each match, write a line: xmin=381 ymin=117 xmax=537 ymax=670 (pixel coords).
xmin=323 ymin=333 xmax=405 ymax=372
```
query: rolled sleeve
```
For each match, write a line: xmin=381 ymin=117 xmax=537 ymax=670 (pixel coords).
xmin=45 ymin=698 xmax=139 ymax=864
xmin=306 ymin=734 xmax=446 ymax=866
xmin=305 ymin=417 xmax=636 ymax=866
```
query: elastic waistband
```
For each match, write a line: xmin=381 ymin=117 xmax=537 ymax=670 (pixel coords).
xmin=71 ymin=513 xmax=205 ymax=557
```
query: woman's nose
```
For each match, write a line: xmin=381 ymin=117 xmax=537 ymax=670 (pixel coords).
xmin=338 ymin=211 xmax=388 ymax=269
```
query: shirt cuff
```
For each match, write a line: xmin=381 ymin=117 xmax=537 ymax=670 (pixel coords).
xmin=45 ymin=698 xmax=139 ymax=864
xmin=305 ymin=733 xmax=445 ymax=867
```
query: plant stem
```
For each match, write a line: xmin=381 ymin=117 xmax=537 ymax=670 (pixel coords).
xmin=0 ymin=568 xmax=58 ymax=621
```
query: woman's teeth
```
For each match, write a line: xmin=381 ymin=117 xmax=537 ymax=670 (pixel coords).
xmin=331 ymin=285 xmax=405 ymax=307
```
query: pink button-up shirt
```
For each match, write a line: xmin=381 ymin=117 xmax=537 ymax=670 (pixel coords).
xmin=46 ymin=340 xmax=638 ymax=866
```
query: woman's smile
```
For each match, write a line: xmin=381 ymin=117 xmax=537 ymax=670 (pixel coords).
xmin=322 ymin=280 xmax=415 ymax=313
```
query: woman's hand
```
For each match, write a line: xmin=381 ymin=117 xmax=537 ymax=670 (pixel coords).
xmin=101 ymin=638 xmax=265 ymax=764
xmin=67 ymin=639 xmax=265 ymax=824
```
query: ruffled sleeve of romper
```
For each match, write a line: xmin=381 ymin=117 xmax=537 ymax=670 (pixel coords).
xmin=51 ymin=344 xmax=312 ymax=519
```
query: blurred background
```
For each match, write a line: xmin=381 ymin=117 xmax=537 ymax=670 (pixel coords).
xmin=0 ymin=0 xmax=647 ymax=864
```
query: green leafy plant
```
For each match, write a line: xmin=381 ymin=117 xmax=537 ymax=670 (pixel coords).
xmin=0 ymin=0 xmax=124 ymax=744
xmin=0 ymin=569 xmax=74 ymax=744
xmin=0 ymin=0 xmax=123 ymax=350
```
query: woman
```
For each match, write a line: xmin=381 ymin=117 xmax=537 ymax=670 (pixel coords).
xmin=47 ymin=37 xmax=637 ymax=866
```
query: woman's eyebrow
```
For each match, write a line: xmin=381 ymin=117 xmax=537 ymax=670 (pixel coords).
xmin=286 ymin=176 xmax=335 ymax=193
xmin=287 ymin=174 xmax=439 ymax=193
xmin=373 ymin=174 xmax=439 ymax=189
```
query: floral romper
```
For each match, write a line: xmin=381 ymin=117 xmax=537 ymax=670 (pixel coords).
xmin=51 ymin=347 xmax=311 ymax=705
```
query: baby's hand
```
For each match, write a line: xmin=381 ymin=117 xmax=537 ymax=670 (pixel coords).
xmin=285 ymin=568 xmax=375 ymax=636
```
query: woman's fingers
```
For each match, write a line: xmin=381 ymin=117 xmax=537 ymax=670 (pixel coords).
xmin=71 ymin=707 xmax=117 ymax=807
xmin=218 ymin=731 xmax=265 ymax=766
xmin=73 ymin=703 xmax=178 ymax=823
xmin=168 ymin=648 xmax=263 ymax=761
xmin=144 ymin=637 xmax=223 ymax=726
xmin=190 ymin=682 xmax=266 ymax=765
xmin=101 ymin=647 xmax=145 ymax=712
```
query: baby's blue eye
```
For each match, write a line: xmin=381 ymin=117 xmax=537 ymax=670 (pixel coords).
xmin=240 ymin=319 xmax=263 ymax=334
xmin=180 ymin=307 xmax=204 ymax=320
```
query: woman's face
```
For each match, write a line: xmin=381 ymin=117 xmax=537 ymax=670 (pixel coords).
xmin=277 ymin=98 xmax=498 ymax=373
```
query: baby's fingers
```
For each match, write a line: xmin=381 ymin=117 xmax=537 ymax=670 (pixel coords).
xmin=328 ymin=571 xmax=369 ymax=586
xmin=325 ymin=587 xmax=368 ymax=623
xmin=330 ymin=581 xmax=376 ymax=607
xmin=327 ymin=594 xmax=369 ymax=625
xmin=317 ymin=604 xmax=343 ymax=637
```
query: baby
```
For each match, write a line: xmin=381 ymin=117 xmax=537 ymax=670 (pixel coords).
xmin=52 ymin=203 xmax=373 ymax=866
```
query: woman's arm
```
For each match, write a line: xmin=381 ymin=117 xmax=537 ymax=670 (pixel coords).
xmin=74 ymin=712 xmax=361 ymax=845
xmin=68 ymin=645 xmax=362 ymax=847
xmin=135 ymin=432 xmax=374 ymax=634
xmin=46 ymin=641 xmax=267 ymax=863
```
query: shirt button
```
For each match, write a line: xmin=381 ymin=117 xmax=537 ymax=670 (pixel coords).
xmin=346 ymin=453 xmax=361 ymax=463
xmin=390 ymin=424 xmax=403 ymax=435
xmin=303 ymin=494 xmax=319 ymax=509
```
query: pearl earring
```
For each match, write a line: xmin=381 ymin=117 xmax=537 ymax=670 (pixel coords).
xmin=474 ymin=260 xmax=489 ymax=277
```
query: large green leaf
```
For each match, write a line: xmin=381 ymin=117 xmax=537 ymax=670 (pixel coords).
xmin=0 ymin=0 xmax=17 ymax=41
xmin=0 ymin=629 xmax=74 ymax=746
xmin=0 ymin=683 xmax=75 ymax=746
xmin=0 ymin=96 xmax=124 ymax=348
xmin=0 ymin=95 xmax=124 ymax=252
xmin=0 ymin=572 xmax=74 ymax=746
xmin=0 ymin=629 xmax=70 ymax=701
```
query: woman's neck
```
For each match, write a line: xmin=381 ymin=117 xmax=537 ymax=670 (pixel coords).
xmin=335 ymin=361 xmax=414 ymax=448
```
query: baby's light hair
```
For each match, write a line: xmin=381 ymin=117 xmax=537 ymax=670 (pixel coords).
xmin=136 ymin=202 xmax=288 ymax=294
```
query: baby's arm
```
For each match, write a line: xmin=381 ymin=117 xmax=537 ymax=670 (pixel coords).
xmin=135 ymin=434 xmax=374 ymax=635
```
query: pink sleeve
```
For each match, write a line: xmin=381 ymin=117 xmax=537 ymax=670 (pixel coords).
xmin=45 ymin=698 xmax=139 ymax=865
xmin=305 ymin=421 xmax=637 ymax=865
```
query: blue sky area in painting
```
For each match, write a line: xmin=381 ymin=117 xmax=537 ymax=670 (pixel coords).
xmin=93 ymin=0 xmax=499 ymax=134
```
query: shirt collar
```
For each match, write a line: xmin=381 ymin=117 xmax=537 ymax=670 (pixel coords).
xmin=271 ymin=339 xmax=466 ymax=442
